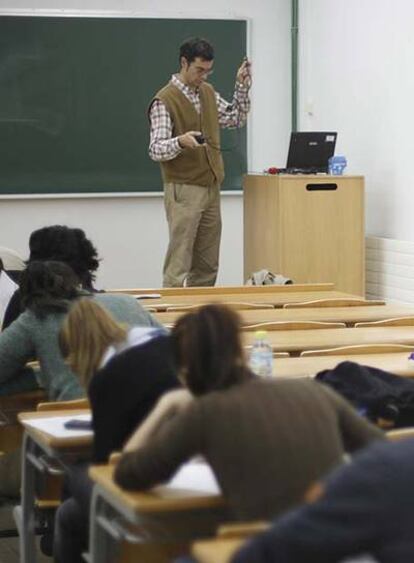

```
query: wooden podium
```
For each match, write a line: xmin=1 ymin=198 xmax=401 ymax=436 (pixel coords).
xmin=243 ymin=174 xmax=365 ymax=295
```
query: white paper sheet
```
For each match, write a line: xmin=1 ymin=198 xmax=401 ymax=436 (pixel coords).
xmin=163 ymin=461 xmax=221 ymax=494
xmin=23 ymin=413 xmax=93 ymax=439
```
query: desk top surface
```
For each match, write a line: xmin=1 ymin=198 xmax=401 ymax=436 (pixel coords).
xmin=246 ymin=174 xmax=364 ymax=180
xmin=89 ymin=465 xmax=224 ymax=514
xmin=19 ymin=409 xmax=92 ymax=451
xmin=192 ymin=538 xmax=244 ymax=563
xmin=242 ymin=326 xmax=414 ymax=353
xmin=108 ymin=282 xmax=336 ymax=297
xmin=156 ymin=304 xmax=414 ymax=327
xmin=274 ymin=352 xmax=414 ymax=378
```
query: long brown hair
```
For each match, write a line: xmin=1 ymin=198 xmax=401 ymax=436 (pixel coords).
xmin=59 ymin=298 xmax=127 ymax=388
xmin=171 ymin=304 xmax=250 ymax=396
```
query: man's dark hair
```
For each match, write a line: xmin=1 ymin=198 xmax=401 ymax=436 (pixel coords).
xmin=171 ymin=304 xmax=251 ymax=396
xmin=20 ymin=260 xmax=82 ymax=318
xmin=179 ymin=37 xmax=214 ymax=64
xmin=28 ymin=225 xmax=100 ymax=290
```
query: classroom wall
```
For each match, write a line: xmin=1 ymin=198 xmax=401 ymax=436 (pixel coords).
xmin=0 ymin=0 xmax=291 ymax=289
xmin=299 ymin=0 xmax=414 ymax=243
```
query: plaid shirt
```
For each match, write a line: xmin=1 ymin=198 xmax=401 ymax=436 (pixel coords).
xmin=149 ymin=74 xmax=250 ymax=162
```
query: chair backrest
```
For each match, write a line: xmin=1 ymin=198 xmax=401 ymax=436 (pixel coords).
xmin=243 ymin=346 xmax=289 ymax=358
xmin=355 ymin=316 xmax=414 ymax=328
xmin=242 ymin=321 xmax=346 ymax=331
xmin=300 ymin=344 xmax=414 ymax=357
xmin=284 ymin=298 xmax=385 ymax=309
xmin=0 ymin=246 xmax=25 ymax=271
xmin=37 ymin=398 xmax=90 ymax=412
xmin=166 ymin=302 xmax=274 ymax=312
xmin=0 ymin=390 xmax=47 ymax=455
xmin=217 ymin=521 xmax=270 ymax=540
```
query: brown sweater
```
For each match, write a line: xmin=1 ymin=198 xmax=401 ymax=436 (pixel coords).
xmin=114 ymin=378 xmax=383 ymax=520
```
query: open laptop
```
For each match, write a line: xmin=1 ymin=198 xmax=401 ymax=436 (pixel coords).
xmin=285 ymin=131 xmax=337 ymax=173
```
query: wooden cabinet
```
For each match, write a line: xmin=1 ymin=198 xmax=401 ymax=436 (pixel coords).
xmin=243 ymin=174 xmax=365 ymax=295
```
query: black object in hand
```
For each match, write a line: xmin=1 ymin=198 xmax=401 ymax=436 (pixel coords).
xmin=194 ymin=134 xmax=205 ymax=145
xmin=64 ymin=418 xmax=92 ymax=430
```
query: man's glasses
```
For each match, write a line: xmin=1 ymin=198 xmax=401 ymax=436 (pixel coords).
xmin=193 ymin=67 xmax=214 ymax=77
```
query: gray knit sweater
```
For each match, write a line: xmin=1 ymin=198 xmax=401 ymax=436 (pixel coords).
xmin=0 ymin=293 xmax=162 ymax=400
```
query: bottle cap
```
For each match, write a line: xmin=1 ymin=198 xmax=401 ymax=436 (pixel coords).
xmin=255 ymin=330 xmax=268 ymax=339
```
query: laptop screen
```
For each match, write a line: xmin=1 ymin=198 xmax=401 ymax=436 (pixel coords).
xmin=286 ymin=132 xmax=337 ymax=172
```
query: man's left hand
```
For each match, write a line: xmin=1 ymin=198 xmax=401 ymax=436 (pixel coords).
xmin=237 ymin=58 xmax=252 ymax=87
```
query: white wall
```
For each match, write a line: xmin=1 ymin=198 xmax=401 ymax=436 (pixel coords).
xmin=0 ymin=0 xmax=291 ymax=289
xmin=299 ymin=0 xmax=414 ymax=243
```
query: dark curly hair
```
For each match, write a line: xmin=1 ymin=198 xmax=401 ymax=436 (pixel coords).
xmin=28 ymin=225 xmax=100 ymax=290
xmin=20 ymin=261 xmax=82 ymax=318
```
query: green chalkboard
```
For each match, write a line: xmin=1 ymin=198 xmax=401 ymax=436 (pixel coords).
xmin=0 ymin=16 xmax=247 ymax=195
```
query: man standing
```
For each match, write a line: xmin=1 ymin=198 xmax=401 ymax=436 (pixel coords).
xmin=149 ymin=37 xmax=251 ymax=287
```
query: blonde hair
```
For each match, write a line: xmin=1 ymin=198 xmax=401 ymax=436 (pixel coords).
xmin=59 ymin=298 xmax=127 ymax=388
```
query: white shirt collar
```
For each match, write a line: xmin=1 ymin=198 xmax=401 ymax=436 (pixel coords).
xmin=100 ymin=326 xmax=163 ymax=369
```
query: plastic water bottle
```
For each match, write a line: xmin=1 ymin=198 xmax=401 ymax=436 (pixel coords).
xmin=249 ymin=330 xmax=273 ymax=377
xmin=328 ymin=155 xmax=347 ymax=175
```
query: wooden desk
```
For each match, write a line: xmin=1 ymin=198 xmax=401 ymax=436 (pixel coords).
xmin=243 ymin=326 xmax=414 ymax=355
xmin=274 ymin=352 xmax=414 ymax=378
xmin=88 ymin=464 xmax=226 ymax=563
xmin=109 ymin=282 xmax=337 ymax=297
xmin=139 ymin=290 xmax=358 ymax=312
xmin=15 ymin=410 xmax=92 ymax=563
xmin=155 ymin=304 xmax=414 ymax=327
xmin=192 ymin=537 xmax=244 ymax=563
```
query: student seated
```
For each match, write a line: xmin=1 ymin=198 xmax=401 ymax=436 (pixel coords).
xmin=232 ymin=438 xmax=414 ymax=563
xmin=59 ymin=298 xmax=179 ymax=462
xmin=2 ymin=224 xmax=100 ymax=330
xmin=0 ymin=261 xmax=162 ymax=497
xmin=54 ymin=299 xmax=179 ymax=563
xmin=114 ymin=304 xmax=383 ymax=522
xmin=0 ymin=261 xmax=161 ymax=400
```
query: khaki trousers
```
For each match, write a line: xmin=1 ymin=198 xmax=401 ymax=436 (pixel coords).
xmin=163 ymin=183 xmax=221 ymax=287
